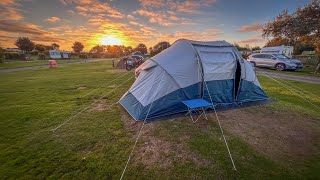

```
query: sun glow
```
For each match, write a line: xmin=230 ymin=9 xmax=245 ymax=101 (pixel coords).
xmin=99 ymin=36 xmax=123 ymax=45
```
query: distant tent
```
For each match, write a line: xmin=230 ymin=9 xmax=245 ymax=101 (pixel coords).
xmin=116 ymin=57 xmax=127 ymax=68
xmin=120 ymin=39 xmax=269 ymax=121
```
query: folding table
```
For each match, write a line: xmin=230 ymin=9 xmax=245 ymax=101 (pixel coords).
xmin=182 ymin=99 xmax=213 ymax=123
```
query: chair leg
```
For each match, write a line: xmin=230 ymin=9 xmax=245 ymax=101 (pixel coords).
xmin=186 ymin=106 xmax=210 ymax=124
xmin=189 ymin=110 xmax=196 ymax=123
xmin=202 ymin=107 xmax=208 ymax=120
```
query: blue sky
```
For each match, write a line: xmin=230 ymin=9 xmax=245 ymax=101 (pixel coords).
xmin=0 ymin=0 xmax=311 ymax=50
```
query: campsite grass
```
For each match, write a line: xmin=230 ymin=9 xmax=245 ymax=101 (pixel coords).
xmin=0 ymin=59 xmax=93 ymax=70
xmin=0 ymin=60 xmax=319 ymax=179
xmin=260 ymin=65 xmax=320 ymax=77
xmin=257 ymin=75 xmax=320 ymax=118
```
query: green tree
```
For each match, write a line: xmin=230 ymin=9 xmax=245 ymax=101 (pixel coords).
xmin=106 ymin=45 xmax=123 ymax=57
xmin=0 ymin=46 xmax=4 ymax=63
xmin=72 ymin=42 xmax=84 ymax=53
xmin=14 ymin=37 xmax=35 ymax=53
xmin=151 ymin=41 xmax=170 ymax=56
xmin=149 ymin=47 xmax=153 ymax=55
xmin=134 ymin=43 xmax=147 ymax=54
xmin=51 ymin=43 xmax=60 ymax=50
xmin=234 ymin=43 xmax=250 ymax=51
xmin=124 ymin=46 xmax=133 ymax=55
xmin=265 ymin=37 xmax=291 ymax=47
xmin=262 ymin=0 xmax=320 ymax=51
xmin=90 ymin=45 xmax=105 ymax=54
xmin=35 ymin=44 xmax=46 ymax=52
xmin=294 ymin=36 xmax=316 ymax=55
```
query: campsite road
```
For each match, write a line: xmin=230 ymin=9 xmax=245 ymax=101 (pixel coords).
xmin=0 ymin=59 xmax=112 ymax=73
xmin=257 ymin=71 xmax=320 ymax=84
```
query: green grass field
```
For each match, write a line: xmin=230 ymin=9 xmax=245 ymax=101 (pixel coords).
xmin=0 ymin=59 xmax=84 ymax=70
xmin=0 ymin=61 xmax=319 ymax=179
xmin=260 ymin=65 xmax=320 ymax=77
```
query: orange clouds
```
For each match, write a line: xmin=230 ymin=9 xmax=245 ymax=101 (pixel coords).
xmin=0 ymin=0 xmax=224 ymax=51
xmin=45 ymin=17 xmax=61 ymax=23
xmin=129 ymin=21 xmax=144 ymax=27
xmin=60 ymin=0 xmax=99 ymax=6
xmin=139 ymin=0 xmax=217 ymax=14
xmin=139 ymin=0 xmax=167 ymax=8
xmin=134 ymin=10 xmax=175 ymax=26
xmin=0 ymin=20 xmax=47 ymax=35
xmin=174 ymin=0 xmax=217 ymax=14
xmin=127 ymin=15 xmax=136 ymax=20
xmin=0 ymin=20 xmax=63 ymax=47
xmin=0 ymin=0 xmax=23 ymax=21
xmin=133 ymin=9 xmax=191 ymax=26
xmin=236 ymin=35 xmax=266 ymax=46
xmin=63 ymin=0 xmax=124 ymax=19
xmin=237 ymin=24 xmax=262 ymax=32
xmin=134 ymin=0 xmax=217 ymax=26
xmin=0 ymin=0 xmax=17 ymax=6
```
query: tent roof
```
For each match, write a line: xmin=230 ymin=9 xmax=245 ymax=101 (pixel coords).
xmin=142 ymin=39 xmax=238 ymax=88
xmin=175 ymin=39 xmax=233 ymax=47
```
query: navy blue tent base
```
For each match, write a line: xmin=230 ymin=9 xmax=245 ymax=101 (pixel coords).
xmin=140 ymin=98 xmax=274 ymax=123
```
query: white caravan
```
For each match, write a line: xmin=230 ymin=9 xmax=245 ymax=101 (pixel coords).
xmin=260 ymin=46 xmax=294 ymax=58
xmin=49 ymin=50 xmax=70 ymax=59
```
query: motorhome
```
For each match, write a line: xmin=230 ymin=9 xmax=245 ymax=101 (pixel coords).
xmin=260 ymin=46 xmax=294 ymax=58
xmin=49 ymin=50 xmax=70 ymax=59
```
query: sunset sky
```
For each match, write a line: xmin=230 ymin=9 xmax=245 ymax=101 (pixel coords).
xmin=0 ymin=0 xmax=311 ymax=51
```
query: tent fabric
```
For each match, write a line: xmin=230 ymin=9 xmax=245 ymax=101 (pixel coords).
xmin=119 ymin=39 xmax=269 ymax=121
xmin=116 ymin=58 xmax=126 ymax=68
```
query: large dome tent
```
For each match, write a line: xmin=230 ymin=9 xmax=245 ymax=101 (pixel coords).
xmin=119 ymin=39 xmax=269 ymax=121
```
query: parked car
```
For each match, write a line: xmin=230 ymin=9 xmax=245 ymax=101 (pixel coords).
xmin=131 ymin=55 xmax=144 ymax=61
xmin=247 ymin=53 xmax=303 ymax=71
xmin=125 ymin=56 xmax=144 ymax=71
xmin=132 ymin=51 xmax=143 ymax=56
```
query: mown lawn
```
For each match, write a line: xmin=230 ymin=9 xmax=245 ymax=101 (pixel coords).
xmin=0 ymin=59 xmax=102 ymax=70
xmin=260 ymin=65 xmax=320 ymax=77
xmin=0 ymin=60 xmax=319 ymax=179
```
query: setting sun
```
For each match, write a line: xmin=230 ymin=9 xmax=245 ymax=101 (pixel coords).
xmin=99 ymin=36 xmax=123 ymax=45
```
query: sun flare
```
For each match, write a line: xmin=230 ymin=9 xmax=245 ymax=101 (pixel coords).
xmin=99 ymin=36 xmax=123 ymax=45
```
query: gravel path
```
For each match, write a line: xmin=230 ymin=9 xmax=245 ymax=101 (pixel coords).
xmin=257 ymin=71 xmax=320 ymax=84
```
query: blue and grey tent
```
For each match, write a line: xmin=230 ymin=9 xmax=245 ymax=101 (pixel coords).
xmin=119 ymin=39 xmax=268 ymax=121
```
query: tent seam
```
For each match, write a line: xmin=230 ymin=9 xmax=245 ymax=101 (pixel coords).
xmin=147 ymin=59 xmax=189 ymax=98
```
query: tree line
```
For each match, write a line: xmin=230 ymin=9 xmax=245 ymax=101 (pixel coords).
xmin=88 ymin=41 xmax=171 ymax=58
xmin=6 ymin=36 xmax=171 ymax=59
xmin=262 ymin=0 xmax=319 ymax=54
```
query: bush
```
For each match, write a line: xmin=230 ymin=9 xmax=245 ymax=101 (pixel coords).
xmin=30 ymin=51 xmax=39 ymax=56
xmin=4 ymin=53 xmax=26 ymax=60
xmin=79 ymin=54 xmax=88 ymax=59
xmin=92 ymin=53 xmax=107 ymax=58
xmin=103 ymin=53 xmax=116 ymax=58
xmin=38 ymin=53 xmax=46 ymax=60
xmin=92 ymin=54 xmax=100 ymax=58
xmin=0 ymin=48 xmax=4 ymax=63
xmin=44 ymin=50 xmax=50 ymax=56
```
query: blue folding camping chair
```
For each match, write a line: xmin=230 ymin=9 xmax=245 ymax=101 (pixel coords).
xmin=182 ymin=99 xmax=213 ymax=123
